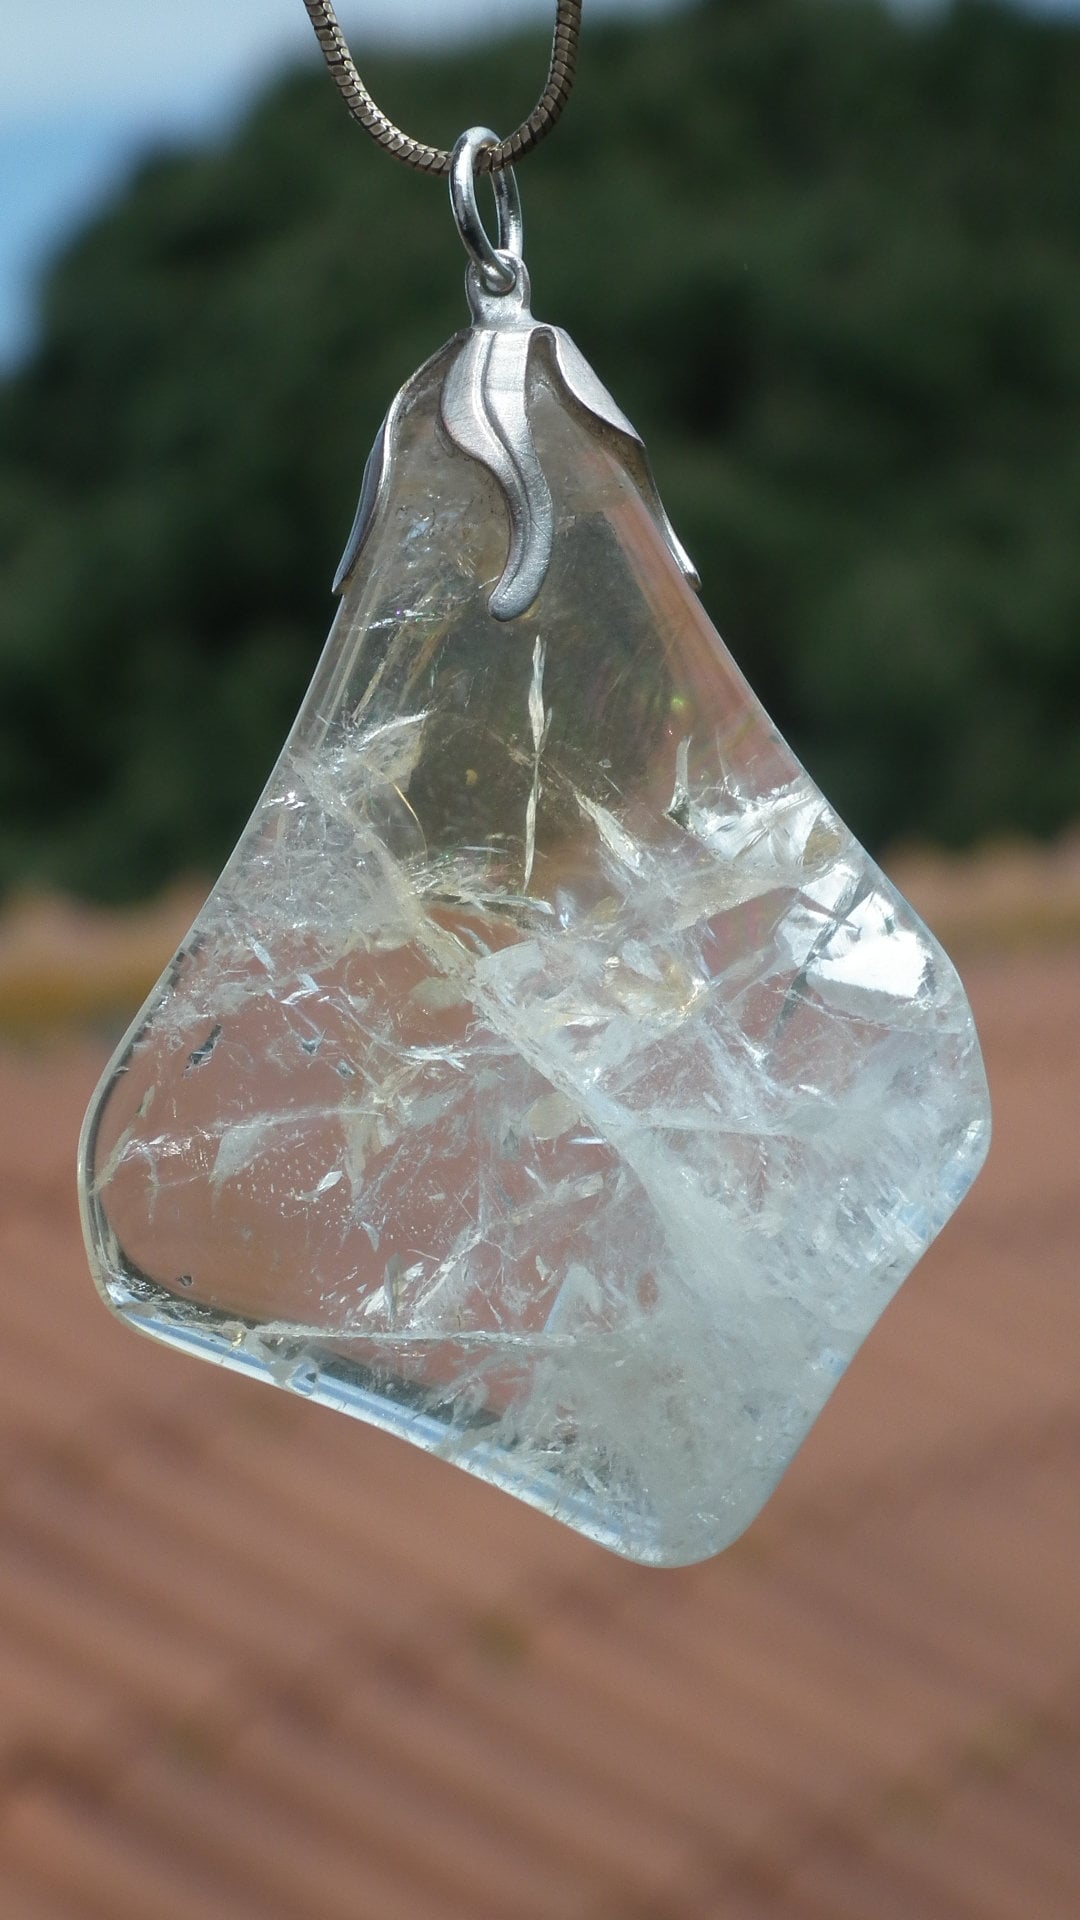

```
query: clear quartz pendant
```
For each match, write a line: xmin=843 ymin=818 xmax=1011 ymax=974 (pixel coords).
xmin=78 ymin=134 xmax=991 ymax=1566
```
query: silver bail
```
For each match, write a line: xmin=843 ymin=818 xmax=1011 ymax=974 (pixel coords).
xmin=449 ymin=127 xmax=525 ymax=298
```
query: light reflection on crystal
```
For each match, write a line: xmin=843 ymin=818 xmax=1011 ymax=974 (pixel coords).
xmin=79 ymin=351 xmax=990 ymax=1565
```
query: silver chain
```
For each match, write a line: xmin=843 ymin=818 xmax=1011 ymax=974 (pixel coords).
xmin=300 ymin=0 xmax=582 ymax=175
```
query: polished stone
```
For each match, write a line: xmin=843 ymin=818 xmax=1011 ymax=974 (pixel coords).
xmin=80 ymin=348 xmax=991 ymax=1565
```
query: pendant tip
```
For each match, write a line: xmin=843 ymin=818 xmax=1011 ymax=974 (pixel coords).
xmin=489 ymin=581 xmax=537 ymax=622
xmin=679 ymin=550 xmax=703 ymax=594
xmin=333 ymin=418 xmax=390 ymax=594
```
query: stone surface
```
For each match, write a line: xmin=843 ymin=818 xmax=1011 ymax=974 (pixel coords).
xmin=79 ymin=347 xmax=991 ymax=1565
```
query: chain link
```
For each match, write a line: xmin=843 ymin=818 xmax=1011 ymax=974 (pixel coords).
xmin=300 ymin=1 xmax=581 ymax=175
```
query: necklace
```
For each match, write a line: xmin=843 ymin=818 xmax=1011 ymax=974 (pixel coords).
xmin=79 ymin=4 xmax=990 ymax=1566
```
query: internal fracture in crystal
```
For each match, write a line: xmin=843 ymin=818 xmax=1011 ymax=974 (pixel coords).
xmin=79 ymin=342 xmax=991 ymax=1566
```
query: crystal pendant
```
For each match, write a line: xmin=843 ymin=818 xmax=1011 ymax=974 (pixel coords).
xmin=78 ymin=137 xmax=991 ymax=1565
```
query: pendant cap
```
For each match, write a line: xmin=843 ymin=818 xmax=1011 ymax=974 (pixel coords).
xmin=335 ymin=127 xmax=699 ymax=618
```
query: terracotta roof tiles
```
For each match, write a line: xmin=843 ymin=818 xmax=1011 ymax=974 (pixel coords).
xmin=0 ymin=941 xmax=1075 ymax=1917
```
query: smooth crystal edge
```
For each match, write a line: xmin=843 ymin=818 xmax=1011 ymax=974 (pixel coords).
xmin=78 ymin=337 xmax=991 ymax=1567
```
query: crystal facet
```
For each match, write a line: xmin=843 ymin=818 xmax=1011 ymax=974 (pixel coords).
xmin=79 ymin=337 xmax=991 ymax=1566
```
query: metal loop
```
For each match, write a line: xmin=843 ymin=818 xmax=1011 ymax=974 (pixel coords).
xmin=450 ymin=129 xmax=523 ymax=295
xmin=300 ymin=0 xmax=581 ymax=176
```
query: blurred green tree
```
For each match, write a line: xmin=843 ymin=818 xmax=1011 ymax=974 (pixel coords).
xmin=2 ymin=0 xmax=1080 ymax=898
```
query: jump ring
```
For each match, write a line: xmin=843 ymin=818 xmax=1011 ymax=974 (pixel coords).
xmin=450 ymin=128 xmax=524 ymax=295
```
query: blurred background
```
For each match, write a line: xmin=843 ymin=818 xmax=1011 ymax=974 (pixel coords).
xmin=0 ymin=0 xmax=1078 ymax=1914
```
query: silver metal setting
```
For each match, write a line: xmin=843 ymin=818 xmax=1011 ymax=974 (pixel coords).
xmin=335 ymin=128 xmax=700 ymax=620
xmin=441 ymin=258 xmax=554 ymax=619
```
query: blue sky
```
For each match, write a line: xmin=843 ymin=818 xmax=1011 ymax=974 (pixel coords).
xmin=0 ymin=0 xmax=1077 ymax=369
